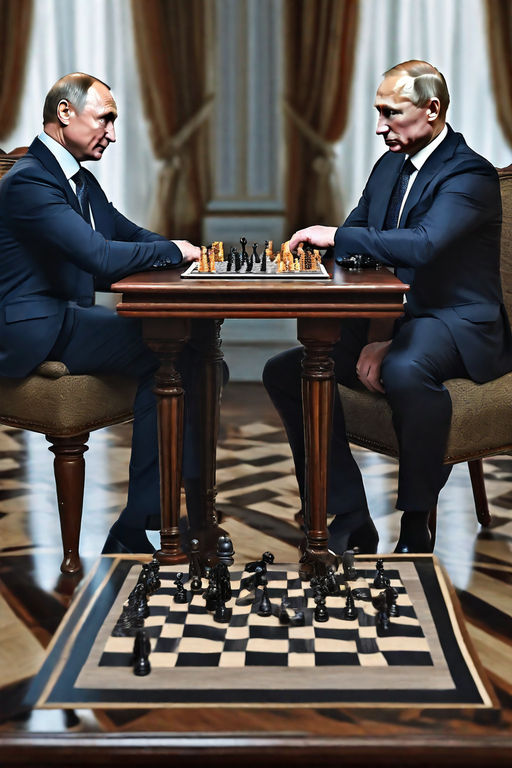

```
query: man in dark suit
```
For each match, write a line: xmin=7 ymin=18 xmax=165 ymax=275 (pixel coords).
xmin=0 ymin=72 xmax=207 ymax=554
xmin=263 ymin=60 xmax=512 ymax=555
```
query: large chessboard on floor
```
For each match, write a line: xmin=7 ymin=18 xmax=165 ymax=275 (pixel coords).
xmin=29 ymin=555 xmax=497 ymax=711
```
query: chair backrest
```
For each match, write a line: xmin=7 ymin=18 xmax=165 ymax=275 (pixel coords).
xmin=0 ymin=147 xmax=28 ymax=179
xmin=498 ymin=165 xmax=512 ymax=320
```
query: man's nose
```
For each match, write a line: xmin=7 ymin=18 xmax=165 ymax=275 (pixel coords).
xmin=376 ymin=116 xmax=388 ymax=135
xmin=106 ymin=122 xmax=116 ymax=142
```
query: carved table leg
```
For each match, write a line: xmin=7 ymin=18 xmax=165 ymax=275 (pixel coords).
xmin=191 ymin=318 xmax=228 ymax=564
xmin=144 ymin=318 xmax=190 ymax=564
xmin=297 ymin=318 xmax=341 ymax=579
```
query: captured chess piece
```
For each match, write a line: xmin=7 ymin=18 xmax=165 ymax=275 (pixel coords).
xmin=173 ymin=572 xmax=188 ymax=604
xmin=132 ymin=628 xmax=151 ymax=676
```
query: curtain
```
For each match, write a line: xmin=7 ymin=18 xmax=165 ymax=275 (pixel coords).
xmin=0 ymin=0 xmax=33 ymax=142
xmin=284 ymin=0 xmax=358 ymax=233
xmin=131 ymin=0 xmax=214 ymax=242
xmin=485 ymin=0 xmax=512 ymax=149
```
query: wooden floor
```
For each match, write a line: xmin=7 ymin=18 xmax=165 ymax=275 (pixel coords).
xmin=0 ymin=382 xmax=511 ymax=766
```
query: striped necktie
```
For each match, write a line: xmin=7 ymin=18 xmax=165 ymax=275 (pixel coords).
xmin=72 ymin=168 xmax=92 ymax=225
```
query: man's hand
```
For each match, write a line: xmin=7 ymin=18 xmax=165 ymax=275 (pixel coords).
xmin=171 ymin=240 xmax=201 ymax=264
xmin=288 ymin=225 xmax=337 ymax=252
xmin=356 ymin=340 xmax=392 ymax=393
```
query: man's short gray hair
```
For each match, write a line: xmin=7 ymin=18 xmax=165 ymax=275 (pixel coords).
xmin=384 ymin=60 xmax=450 ymax=119
xmin=43 ymin=72 xmax=110 ymax=125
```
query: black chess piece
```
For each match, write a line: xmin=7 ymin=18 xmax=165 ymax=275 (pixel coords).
xmin=213 ymin=595 xmax=232 ymax=623
xmin=132 ymin=629 xmax=151 ymax=676
xmin=373 ymin=559 xmax=390 ymax=589
xmin=343 ymin=586 xmax=358 ymax=620
xmin=314 ymin=593 xmax=329 ymax=622
xmin=257 ymin=584 xmax=272 ymax=616
xmin=173 ymin=572 xmax=188 ymax=603
xmin=385 ymin=584 xmax=400 ymax=617
xmin=189 ymin=538 xmax=203 ymax=592
xmin=113 ymin=604 xmax=139 ymax=637
xmin=261 ymin=251 xmax=267 ymax=272
xmin=341 ymin=550 xmax=358 ymax=581
xmin=234 ymin=250 xmax=241 ymax=272
xmin=128 ymin=582 xmax=149 ymax=620
xmin=216 ymin=535 xmax=235 ymax=566
xmin=252 ymin=242 xmax=260 ymax=263
xmin=373 ymin=591 xmax=390 ymax=631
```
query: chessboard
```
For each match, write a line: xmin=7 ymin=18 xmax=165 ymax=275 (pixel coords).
xmin=181 ymin=238 xmax=330 ymax=279
xmin=29 ymin=554 xmax=497 ymax=711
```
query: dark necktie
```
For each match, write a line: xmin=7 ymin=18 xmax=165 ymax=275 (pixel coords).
xmin=384 ymin=157 xmax=416 ymax=230
xmin=72 ymin=168 xmax=92 ymax=225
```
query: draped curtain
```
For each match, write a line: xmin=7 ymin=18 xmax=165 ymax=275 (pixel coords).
xmin=131 ymin=0 xmax=214 ymax=242
xmin=485 ymin=0 xmax=512 ymax=149
xmin=284 ymin=0 xmax=358 ymax=233
xmin=0 ymin=0 xmax=33 ymax=142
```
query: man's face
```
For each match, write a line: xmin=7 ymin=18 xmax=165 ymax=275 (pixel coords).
xmin=62 ymin=82 xmax=117 ymax=162
xmin=374 ymin=74 xmax=437 ymax=156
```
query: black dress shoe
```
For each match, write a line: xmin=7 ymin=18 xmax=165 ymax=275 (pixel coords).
xmin=347 ymin=519 xmax=379 ymax=554
xmin=393 ymin=530 xmax=433 ymax=554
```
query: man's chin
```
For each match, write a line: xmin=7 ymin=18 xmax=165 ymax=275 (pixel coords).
xmin=385 ymin=142 xmax=403 ymax=152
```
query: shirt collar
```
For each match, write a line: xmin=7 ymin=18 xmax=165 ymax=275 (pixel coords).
xmin=408 ymin=125 xmax=448 ymax=171
xmin=38 ymin=131 xmax=80 ymax=180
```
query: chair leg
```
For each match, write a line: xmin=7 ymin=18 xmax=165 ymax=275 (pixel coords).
xmin=428 ymin=505 xmax=437 ymax=548
xmin=468 ymin=458 xmax=492 ymax=527
xmin=46 ymin=433 xmax=90 ymax=574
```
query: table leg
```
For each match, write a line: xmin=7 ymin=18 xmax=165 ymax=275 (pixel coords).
xmin=297 ymin=317 xmax=341 ymax=579
xmin=190 ymin=319 xmax=228 ymax=564
xmin=143 ymin=318 xmax=189 ymax=564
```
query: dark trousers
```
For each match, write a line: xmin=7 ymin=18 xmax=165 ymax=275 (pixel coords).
xmin=48 ymin=304 xmax=204 ymax=529
xmin=262 ymin=315 xmax=468 ymax=532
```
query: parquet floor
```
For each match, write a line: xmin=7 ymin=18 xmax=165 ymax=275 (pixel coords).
xmin=0 ymin=382 xmax=511 ymax=727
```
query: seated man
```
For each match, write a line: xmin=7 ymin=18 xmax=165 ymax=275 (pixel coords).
xmin=0 ymin=72 xmax=219 ymax=554
xmin=264 ymin=60 xmax=512 ymax=555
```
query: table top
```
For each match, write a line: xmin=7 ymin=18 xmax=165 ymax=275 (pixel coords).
xmin=111 ymin=260 xmax=407 ymax=320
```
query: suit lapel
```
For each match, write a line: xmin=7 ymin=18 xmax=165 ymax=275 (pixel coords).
xmin=399 ymin=126 xmax=460 ymax=226
xmin=29 ymin=138 xmax=82 ymax=214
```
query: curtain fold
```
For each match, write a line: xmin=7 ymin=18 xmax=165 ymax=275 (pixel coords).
xmin=131 ymin=0 xmax=213 ymax=242
xmin=0 ymin=0 xmax=33 ymax=142
xmin=284 ymin=0 xmax=359 ymax=232
xmin=485 ymin=0 xmax=512 ymax=148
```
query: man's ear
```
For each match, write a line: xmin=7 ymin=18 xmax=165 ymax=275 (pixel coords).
xmin=427 ymin=98 xmax=441 ymax=122
xmin=56 ymin=99 xmax=72 ymax=126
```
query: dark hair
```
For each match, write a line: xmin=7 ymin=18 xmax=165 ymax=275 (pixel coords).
xmin=43 ymin=72 xmax=111 ymax=124
xmin=384 ymin=60 xmax=450 ymax=119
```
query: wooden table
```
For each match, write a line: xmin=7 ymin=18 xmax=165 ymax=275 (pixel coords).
xmin=112 ymin=260 xmax=406 ymax=577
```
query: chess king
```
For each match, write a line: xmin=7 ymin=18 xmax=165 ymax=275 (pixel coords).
xmin=263 ymin=59 xmax=512 ymax=555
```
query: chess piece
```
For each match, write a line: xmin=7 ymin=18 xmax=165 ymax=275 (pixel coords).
xmin=113 ymin=604 xmax=139 ymax=637
xmin=189 ymin=538 xmax=203 ymax=593
xmin=216 ymin=535 xmax=235 ymax=566
xmin=385 ymin=584 xmax=400 ymax=617
xmin=257 ymin=584 xmax=272 ymax=616
xmin=373 ymin=559 xmax=390 ymax=589
xmin=341 ymin=550 xmax=358 ymax=581
xmin=213 ymin=595 xmax=232 ymax=623
xmin=314 ymin=593 xmax=329 ymax=622
xmin=128 ymin=582 xmax=149 ymax=620
xmin=373 ymin=591 xmax=390 ymax=631
xmin=132 ymin=629 xmax=151 ymax=676
xmin=343 ymin=586 xmax=358 ymax=620
xmin=173 ymin=572 xmax=188 ymax=604
xmin=203 ymin=568 xmax=219 ymax=611
xmin=252 ymin=242 xmax=260 ymax=263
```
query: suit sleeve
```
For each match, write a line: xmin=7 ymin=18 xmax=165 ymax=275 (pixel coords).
xmin=5 ymin=168 xmax=182 ymax=282
xmin=334 ymin=161 xmax=500 ymax=269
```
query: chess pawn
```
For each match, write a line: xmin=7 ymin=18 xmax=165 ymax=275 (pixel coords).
xmin=132 ymin=629 xmax=151 ymax=676
xmin=257 ymin=584 xmax=272 ymax=617
xmin=373 ymin=559 xmax=390 ymax=589
xmin=173 ymin=573 xmax=188 ymax=604
xmin=314 ymin=594 xmax=329 ymax=623
xmin=343 ymin=587 xmax=358 ymax=620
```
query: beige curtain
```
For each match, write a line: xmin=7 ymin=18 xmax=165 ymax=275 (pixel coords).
xmin=485 ymin=0 xmax=512 ymax=147
xmin=131 ymin=0 xmax=214 ymax=242
xmin=284 ymin=0 xmax=359 ymax=232
xmin=0 ymin=0 xmax=33 ymax=142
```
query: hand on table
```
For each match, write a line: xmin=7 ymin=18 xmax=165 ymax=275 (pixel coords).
xmin=356 ymin=340 xmax=392 ymax=394
xmin=288 ymin=225 xmax=337 ymax=252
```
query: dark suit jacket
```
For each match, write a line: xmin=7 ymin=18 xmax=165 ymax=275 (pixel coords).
xmin=0 ymin=137 xmax=182 ymax=377
xmin=334 ymin=125 xmax=512 ymax=383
